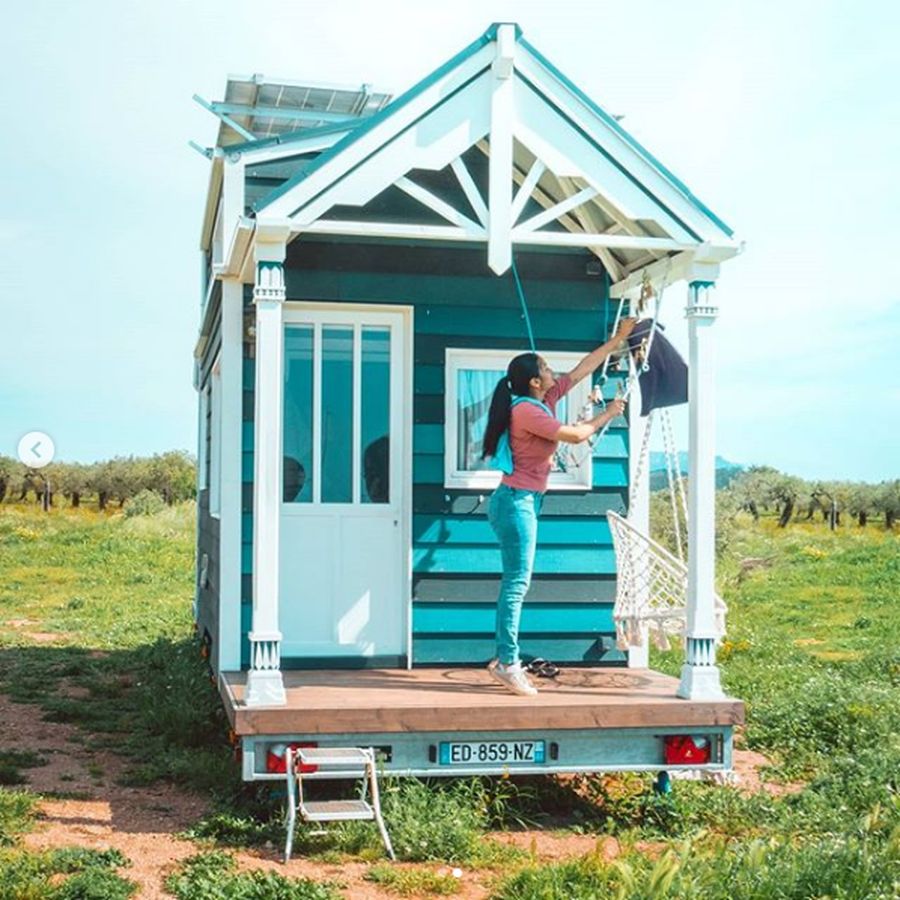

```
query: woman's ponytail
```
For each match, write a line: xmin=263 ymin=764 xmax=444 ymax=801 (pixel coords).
xmin=481 ymin=352 xmax=541 ymax=460
xmin=482 ymin=376 xmax=513 ymax=459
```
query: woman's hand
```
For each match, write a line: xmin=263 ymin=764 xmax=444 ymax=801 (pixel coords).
xmin=614 ymin=317 xmax=638 ymax=341
xmin=555 ymin=397 xmax=627 ymax=444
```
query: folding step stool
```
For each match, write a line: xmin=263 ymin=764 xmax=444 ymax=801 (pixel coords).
xmin=283 ymin=746 xmax=395 ymax=863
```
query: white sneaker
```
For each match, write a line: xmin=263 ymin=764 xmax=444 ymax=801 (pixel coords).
xmin=488 ymin=660 xmax=538 ymax=696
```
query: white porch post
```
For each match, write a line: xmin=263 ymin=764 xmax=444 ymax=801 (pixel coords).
xmin=678 ymin=274 xmax=725 ymax=700
xmin=487 ymin=23 xmax=515 ymax=275
xmin=245 ymin=232 xmax=288 ymax=707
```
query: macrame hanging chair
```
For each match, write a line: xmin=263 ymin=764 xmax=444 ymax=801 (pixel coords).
xmin=602 ymin=273 xmax=728 ymax=651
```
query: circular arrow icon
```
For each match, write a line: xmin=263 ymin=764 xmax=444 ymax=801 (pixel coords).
xmin=17 ymin=431 xmax=56 ymax=469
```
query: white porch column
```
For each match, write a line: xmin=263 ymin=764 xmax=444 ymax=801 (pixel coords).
xmin=487 ymin=23 xmax=515 ymax=275
xmin=246 ymin=235 xmax=288 ymax=707
xmin=678 ymin=276 xmax=725 ymax=700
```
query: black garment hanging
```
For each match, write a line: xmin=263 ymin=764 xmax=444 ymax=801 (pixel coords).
xmin=627 ymin=319 xmax=689 ymax=417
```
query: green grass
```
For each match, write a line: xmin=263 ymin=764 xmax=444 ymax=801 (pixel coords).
xmin=0 ymin=845 xmax=135 ymax=898
xmin=365 ymin=861 xmax=462 ymax=895
xmin=164 ymin=851 xmax=339 ymax=900
xmin=2 ymin=503 xmax=899 ymax=897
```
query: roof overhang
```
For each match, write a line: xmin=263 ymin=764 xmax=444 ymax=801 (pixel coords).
xmin=207 ymin=22 xmax=743 ymax=292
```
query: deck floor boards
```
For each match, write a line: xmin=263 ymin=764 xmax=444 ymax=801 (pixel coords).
xmin=221 ymin=667 xmax=744 ymax=736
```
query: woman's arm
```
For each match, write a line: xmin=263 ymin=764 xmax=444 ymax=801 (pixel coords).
xmin=566 ymin=318 xmax=637 ymax=388
xmin=555 ymin=399 xmax=626 ymax=444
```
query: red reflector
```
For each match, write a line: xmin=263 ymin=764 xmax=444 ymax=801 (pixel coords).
xmin=266 ymin=742 xmax=319 ymax=774
xmin=663 ymin=735 xmax=711 ymax=765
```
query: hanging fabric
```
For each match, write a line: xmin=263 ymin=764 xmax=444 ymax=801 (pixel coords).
xmin=626 ymin=320 xmax=688 ymax=417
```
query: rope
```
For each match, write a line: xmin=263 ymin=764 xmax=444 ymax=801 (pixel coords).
xmin=510 ymin=255 xmax=536 ymax=353
xmin=662 ymin=407 xmax=689 ymax=524
xmin=661 ymin=411 xmax=684 ymax=561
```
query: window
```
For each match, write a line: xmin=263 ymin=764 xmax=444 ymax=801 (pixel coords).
xmin=444 ymin=348 xmax=593 ymax=491
xmin=208 ymin=358 xmax=222 ymax=517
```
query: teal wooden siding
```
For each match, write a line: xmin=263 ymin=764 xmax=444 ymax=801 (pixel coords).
xmin=196 ymin=290 xmax=223 ymax=670
xmin=239 ymin=237 xmax=628 ymax=669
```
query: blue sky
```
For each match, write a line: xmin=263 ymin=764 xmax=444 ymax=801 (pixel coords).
xmin=1 ymin=0 xmax=897 ymax=481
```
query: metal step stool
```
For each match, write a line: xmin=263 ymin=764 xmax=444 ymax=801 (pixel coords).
xmin=283 ymin=746 xmax=394 ymax=863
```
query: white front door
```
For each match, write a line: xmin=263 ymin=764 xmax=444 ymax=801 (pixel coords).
xmin=280 ymin=305 xmax=410 ymax=662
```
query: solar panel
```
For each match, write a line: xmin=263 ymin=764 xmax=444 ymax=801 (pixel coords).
xmin=213 ymin=74 xmax=393 ymax=147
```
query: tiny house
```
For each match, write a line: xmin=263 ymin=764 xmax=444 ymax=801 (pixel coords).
xmin=192 ymin=23 xmax=743 ymax=781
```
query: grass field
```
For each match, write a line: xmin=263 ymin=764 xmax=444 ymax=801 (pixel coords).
xmin=0 ymin=501 xmax=897 ymax=898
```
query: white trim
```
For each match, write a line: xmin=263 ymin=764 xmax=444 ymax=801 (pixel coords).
xmin=450 ymin=156 xmax=489 ymax=227
xmin=678 ymin=281 xmax=724 ymax=700
xmin=444 ymin=348 xmax=592 ymax=492
xmin=610 ymin=247 xmax=737 ymax=298
xmin=487 ymin=25 xmax=516 ymax=274
xmin=218 ymin=278 xmax=245 ymax=671
xmin=394 ymin=175 xmax=486 ymax=235
xmin=281 ymin=302 xmax=414 ymax=663
xmin=198 ymin=383 xmax=210 ymax=492
xmin=208 ymin=355 xmax=223 ymax=518
xmin=514 ymin=184 xmax=599 ymax=234
xmin=302 ymin=220 xmax=477 ymax=242
xmin=511 ymin=231 xmax=701 ymax=253
xmin=510 ymin=157 xmax=546 ymax=225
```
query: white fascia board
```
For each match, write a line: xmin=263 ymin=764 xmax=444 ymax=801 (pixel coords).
xmin=290 ymin=73 xmax=492 ymax=229
xmin=516 ymin=50 xmax=733 ymax=243
xmin=260 ymin=42 xmax=495 ymax=220
xmin=235 ymin=129 xmax=355 ymax=165
xmin=511 ymin=231 xmax=701 ymax=253
xmin=199 ymin=153 xmax=224 ymax=251
xmin=301 ymin=219 xmax=480 ymax=242
xmin=609 ymin=243 xmax=742 ymax=298
xmin=215 ymin=216 xmax=255 ymax=279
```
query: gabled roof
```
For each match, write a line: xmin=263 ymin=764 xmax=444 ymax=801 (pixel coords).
xmin=247 ymin=23 xmax=740 ymax=282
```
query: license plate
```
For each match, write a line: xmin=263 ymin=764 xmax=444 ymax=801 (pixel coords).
xmin=439 ymin=740 xmax=546 ymax=766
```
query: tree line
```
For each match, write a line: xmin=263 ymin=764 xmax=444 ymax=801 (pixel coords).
xmin=724 ymin=466 xmax=899 ymax=529
xmin=0 ymin=451 xmax=196 ymax=510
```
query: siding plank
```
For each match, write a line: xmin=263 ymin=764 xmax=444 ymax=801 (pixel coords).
xmin=413 ymin=576 xmax=617 ymax=603
xmin=413 ymin=636 xmax=624 ymax=665
xmin=413 ymin=546 xmax=616 ymax=574
xmin=413 ymin=602 xmax=615 ymax=634
xmin=414 ymin=515 xmax=612 ymax=546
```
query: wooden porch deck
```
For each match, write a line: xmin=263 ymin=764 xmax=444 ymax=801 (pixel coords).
xmin=221 ymin=667 xmax=744 ymax=737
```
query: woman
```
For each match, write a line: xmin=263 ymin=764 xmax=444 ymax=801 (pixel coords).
xmin=482 ymin=319 xmax=636 ymax=696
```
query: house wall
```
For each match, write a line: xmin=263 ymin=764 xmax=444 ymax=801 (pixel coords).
xmin=239 ymin=239 xmax=629 ymax=668
xmin=196 ymin=287 xmax=222 ymax=670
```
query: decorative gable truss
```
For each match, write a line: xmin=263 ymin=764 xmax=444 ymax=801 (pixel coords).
xmin=252 ymin=24 xmax=741 ymax=290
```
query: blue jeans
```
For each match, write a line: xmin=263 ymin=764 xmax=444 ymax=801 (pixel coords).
xmin=488 ymin=484 xmax=543 ymax=666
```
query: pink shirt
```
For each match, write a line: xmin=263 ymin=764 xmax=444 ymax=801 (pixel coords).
xmin=501 ymin=374 xmax=572 ymax=493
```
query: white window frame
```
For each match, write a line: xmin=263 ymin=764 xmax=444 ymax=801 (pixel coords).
xmin=208 ymin=355 xmax=222 ymax=518
xmin=198 ymin=383 xmax=210 ymax=493
xmin=444 ymin=348 xmax=593 ymax=491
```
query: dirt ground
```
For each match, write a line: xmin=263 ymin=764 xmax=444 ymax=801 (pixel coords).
xmin=1 ymin=690 xmax=793 ymax=899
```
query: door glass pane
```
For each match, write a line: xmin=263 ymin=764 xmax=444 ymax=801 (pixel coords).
xmin=283 ymin=326 xmax=314 ymax=503
xmin=321 ymin=326 xmax=354 ymax=503
xmin=360 ymin=327 xmax=391 ymax=504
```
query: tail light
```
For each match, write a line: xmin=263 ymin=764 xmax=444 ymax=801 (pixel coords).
xmin=663 ymin=735 xmax=711 ymax=765
xmin=266 ymin=742 xmax=319 ymax=774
